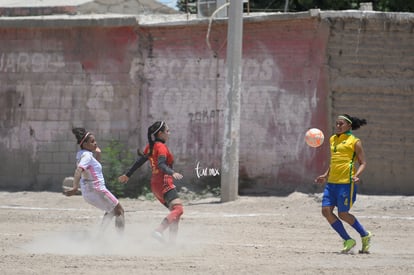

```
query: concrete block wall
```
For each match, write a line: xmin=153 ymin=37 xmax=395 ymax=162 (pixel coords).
xmin=0 ymin=11 xmax=413 ymax=195
xmin=324 ymin=11 xmax=414 ymax=194
xmin=117 ymin=15 xmax=331 ymax=194
xmin=0 ymin=23 xmax=139 ymax=191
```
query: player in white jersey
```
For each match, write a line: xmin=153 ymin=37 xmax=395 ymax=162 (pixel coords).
xmin=64 ymin=128 xmax=125 ymax=233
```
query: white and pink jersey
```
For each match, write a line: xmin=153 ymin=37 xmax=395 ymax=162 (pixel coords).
xmin=76 ymin=150 xmax=105 ymax=189
xmin=76 ymin=149 xmax=118 ymax=212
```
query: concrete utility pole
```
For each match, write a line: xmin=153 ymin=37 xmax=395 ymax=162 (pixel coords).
xmin=221 ymin=0 xmax=243 ymax=202
xmin=284 ymin=0 xmax=289 ymax=12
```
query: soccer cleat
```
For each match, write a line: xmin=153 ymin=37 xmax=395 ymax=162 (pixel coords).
xmin=360 ymin=231 xmax=372 ymax=254
xmin=151 ymin=230 xmax=166 ymax=243
xmin=341 ymin=238 xmax=356 ymax=253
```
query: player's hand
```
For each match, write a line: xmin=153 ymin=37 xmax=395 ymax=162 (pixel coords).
xmin=352 ymin=176 xmax=361 ymax=184
xmin=64 ymin=188 xmax=78 ymax=197
xmin=314 ymin=175 xmax=327 ymax=185
xmin=172 ymin=172 xmax=183 ymax=180
xmin=118 ymin=175 xmax=129 ymax=183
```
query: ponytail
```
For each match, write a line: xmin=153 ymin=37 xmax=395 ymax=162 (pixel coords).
xmin=147 ymin=121 xmax=165 ymax=156
xmin=351 ymin=116 xmax=367 ymax=130
xmin=340 ymin=114 xmax=367 ymax=130
xmin=147 ymin=128 xmax=155 ymax=156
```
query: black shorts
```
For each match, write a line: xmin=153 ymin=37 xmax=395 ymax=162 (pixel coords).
xmin=163 ymin=188 xmax=180 ymax=208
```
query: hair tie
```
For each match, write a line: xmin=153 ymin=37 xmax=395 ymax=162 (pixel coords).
xmin=153 ymin=121 xmax=164 ymax=136
xmin=79 ymin=132 xmax=90 ymax=146
xmin=338 ymin=115 xmax=352 ymax=125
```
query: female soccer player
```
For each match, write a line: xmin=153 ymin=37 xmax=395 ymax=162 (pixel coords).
xmin=65 ymin=128 xmax=125 ymax=233
xmin=315 ymin=114 xmax=372 ymax=253
xmin=118 ymin=121 xmax=184 ymax=244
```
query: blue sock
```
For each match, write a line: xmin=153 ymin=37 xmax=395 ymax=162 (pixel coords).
xmin=331 ymin=219 xmax=351 ymax=240
xmin=351 ymin=219 xmax=368 ymax=237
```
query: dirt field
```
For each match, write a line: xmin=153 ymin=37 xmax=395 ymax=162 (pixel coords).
xmin=1 ymin=191 xmax=413 ymax=274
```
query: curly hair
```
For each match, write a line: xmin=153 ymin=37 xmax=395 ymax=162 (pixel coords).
xmin=72 ymin=127 xmax=91 ymax=148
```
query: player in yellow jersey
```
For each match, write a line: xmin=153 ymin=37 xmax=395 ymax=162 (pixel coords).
xmin=315 ymin=114 xmax=372 ymax=253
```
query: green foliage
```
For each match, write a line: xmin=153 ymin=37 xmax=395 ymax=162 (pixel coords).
xmin=141 ymin=186 xmax=155 ymax=200
xmin=177 ymin=0 xmax=197 ymax=13
xmin=101 ymin=140 xmax=134 ymax=198
xmin=249 ymin=0 xmax=289 ymax=12
xmin=375 ymin=0 xmax=414 ymax=12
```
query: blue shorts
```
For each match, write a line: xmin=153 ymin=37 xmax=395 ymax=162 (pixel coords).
xmin=322 ymin=183 xmax=357 ymax=212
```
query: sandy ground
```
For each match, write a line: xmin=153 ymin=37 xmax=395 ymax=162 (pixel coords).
xmin=1 ymin=191 xmax=413 ymax=274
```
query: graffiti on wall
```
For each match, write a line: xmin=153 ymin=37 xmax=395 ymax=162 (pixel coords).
xmin=0 ymin=52 xmax=116 ymax=152
xmin=188 ymin=109 xmax=223 ymax=123
xmin=0 ymin=52 xmax=65 ymax=73
xmin=130 ymin=57 xmax=275 ymax=82
xmin=130 ymin=56 xmax=319 ymax=178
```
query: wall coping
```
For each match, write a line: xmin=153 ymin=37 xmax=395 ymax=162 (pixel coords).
xmin=0 ymin=9 xmax=413 ymax=28
xmin=0 ymin=13 xmax=137 ymax=28
xmin=135 ymin=9 xmax=414 ymax=26
xmin=319 ymin=10 xmax=414 ymax=20
xmin=0 ymin=0 xmax=92 ymax=8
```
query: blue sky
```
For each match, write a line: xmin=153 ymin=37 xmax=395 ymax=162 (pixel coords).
xmin=157 ymin=0 xmax=178 ymax=10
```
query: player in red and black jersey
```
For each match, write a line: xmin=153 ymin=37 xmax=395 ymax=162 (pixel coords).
xmin=118 ymin=121 xmax=183 ymax=244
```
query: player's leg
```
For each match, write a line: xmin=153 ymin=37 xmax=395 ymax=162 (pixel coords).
xmin=322 ymin=184 xmax=354 ymax=252
xmin=338 ymin=188 xmax=371 ymax=253
xmin=153 ymin=200 xmax=183 ymax=244
xmin=336 ymin=184 xmax=362 ymax=252
xmin=101 ymin=210 xmax=115 ymax=231
xmin=150 ymin=180 xmax=168 ymax=243
xmin=113 ymin=203 xmax=125 ymax=234
xmin=83 ymin=186 xmax=123 ymax=233
xmin=153 ymin=187 xmax=183 ymax=244
xmin=166 ymin=198 xmax=183 ymax=244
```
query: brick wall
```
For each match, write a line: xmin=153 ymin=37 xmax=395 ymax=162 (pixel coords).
xmin=0 ymin=11 xmax=413 ymax=195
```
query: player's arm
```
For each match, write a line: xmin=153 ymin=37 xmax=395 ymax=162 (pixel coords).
xmin=64 ymin=167 xmax=82 ymax=196
xmin=314 ymin=167 xmax=330 ymax=185
xmin=353 ymin=140 xmax=367 ymax=183
xmin=158 ymin=156 xmax=183 ymax=180
xmin=118 ymin=155 xmax=148 ymax=183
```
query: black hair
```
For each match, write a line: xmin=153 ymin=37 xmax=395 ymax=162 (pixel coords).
xmin=147 ymin=121 xmax=166 ymax=156
xmin=72 ymin=127 xmax=91 ymax=148
xmin=341 ymin=114 xmax=367 ymax=130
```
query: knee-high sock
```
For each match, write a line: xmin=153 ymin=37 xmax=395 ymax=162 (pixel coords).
xmin=156 ymin=204 xmax=184 ymax=233
xmin=166 ymin=204 xmax=183 ymax=224
xmin=351 ymin=218 xmax=368 ymax=237
xmin=331 ymin=219 xmax=351 ymax=240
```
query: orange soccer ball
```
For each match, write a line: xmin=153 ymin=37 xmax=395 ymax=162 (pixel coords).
xmin=305 ymin=128 xmax=324 ymax=148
